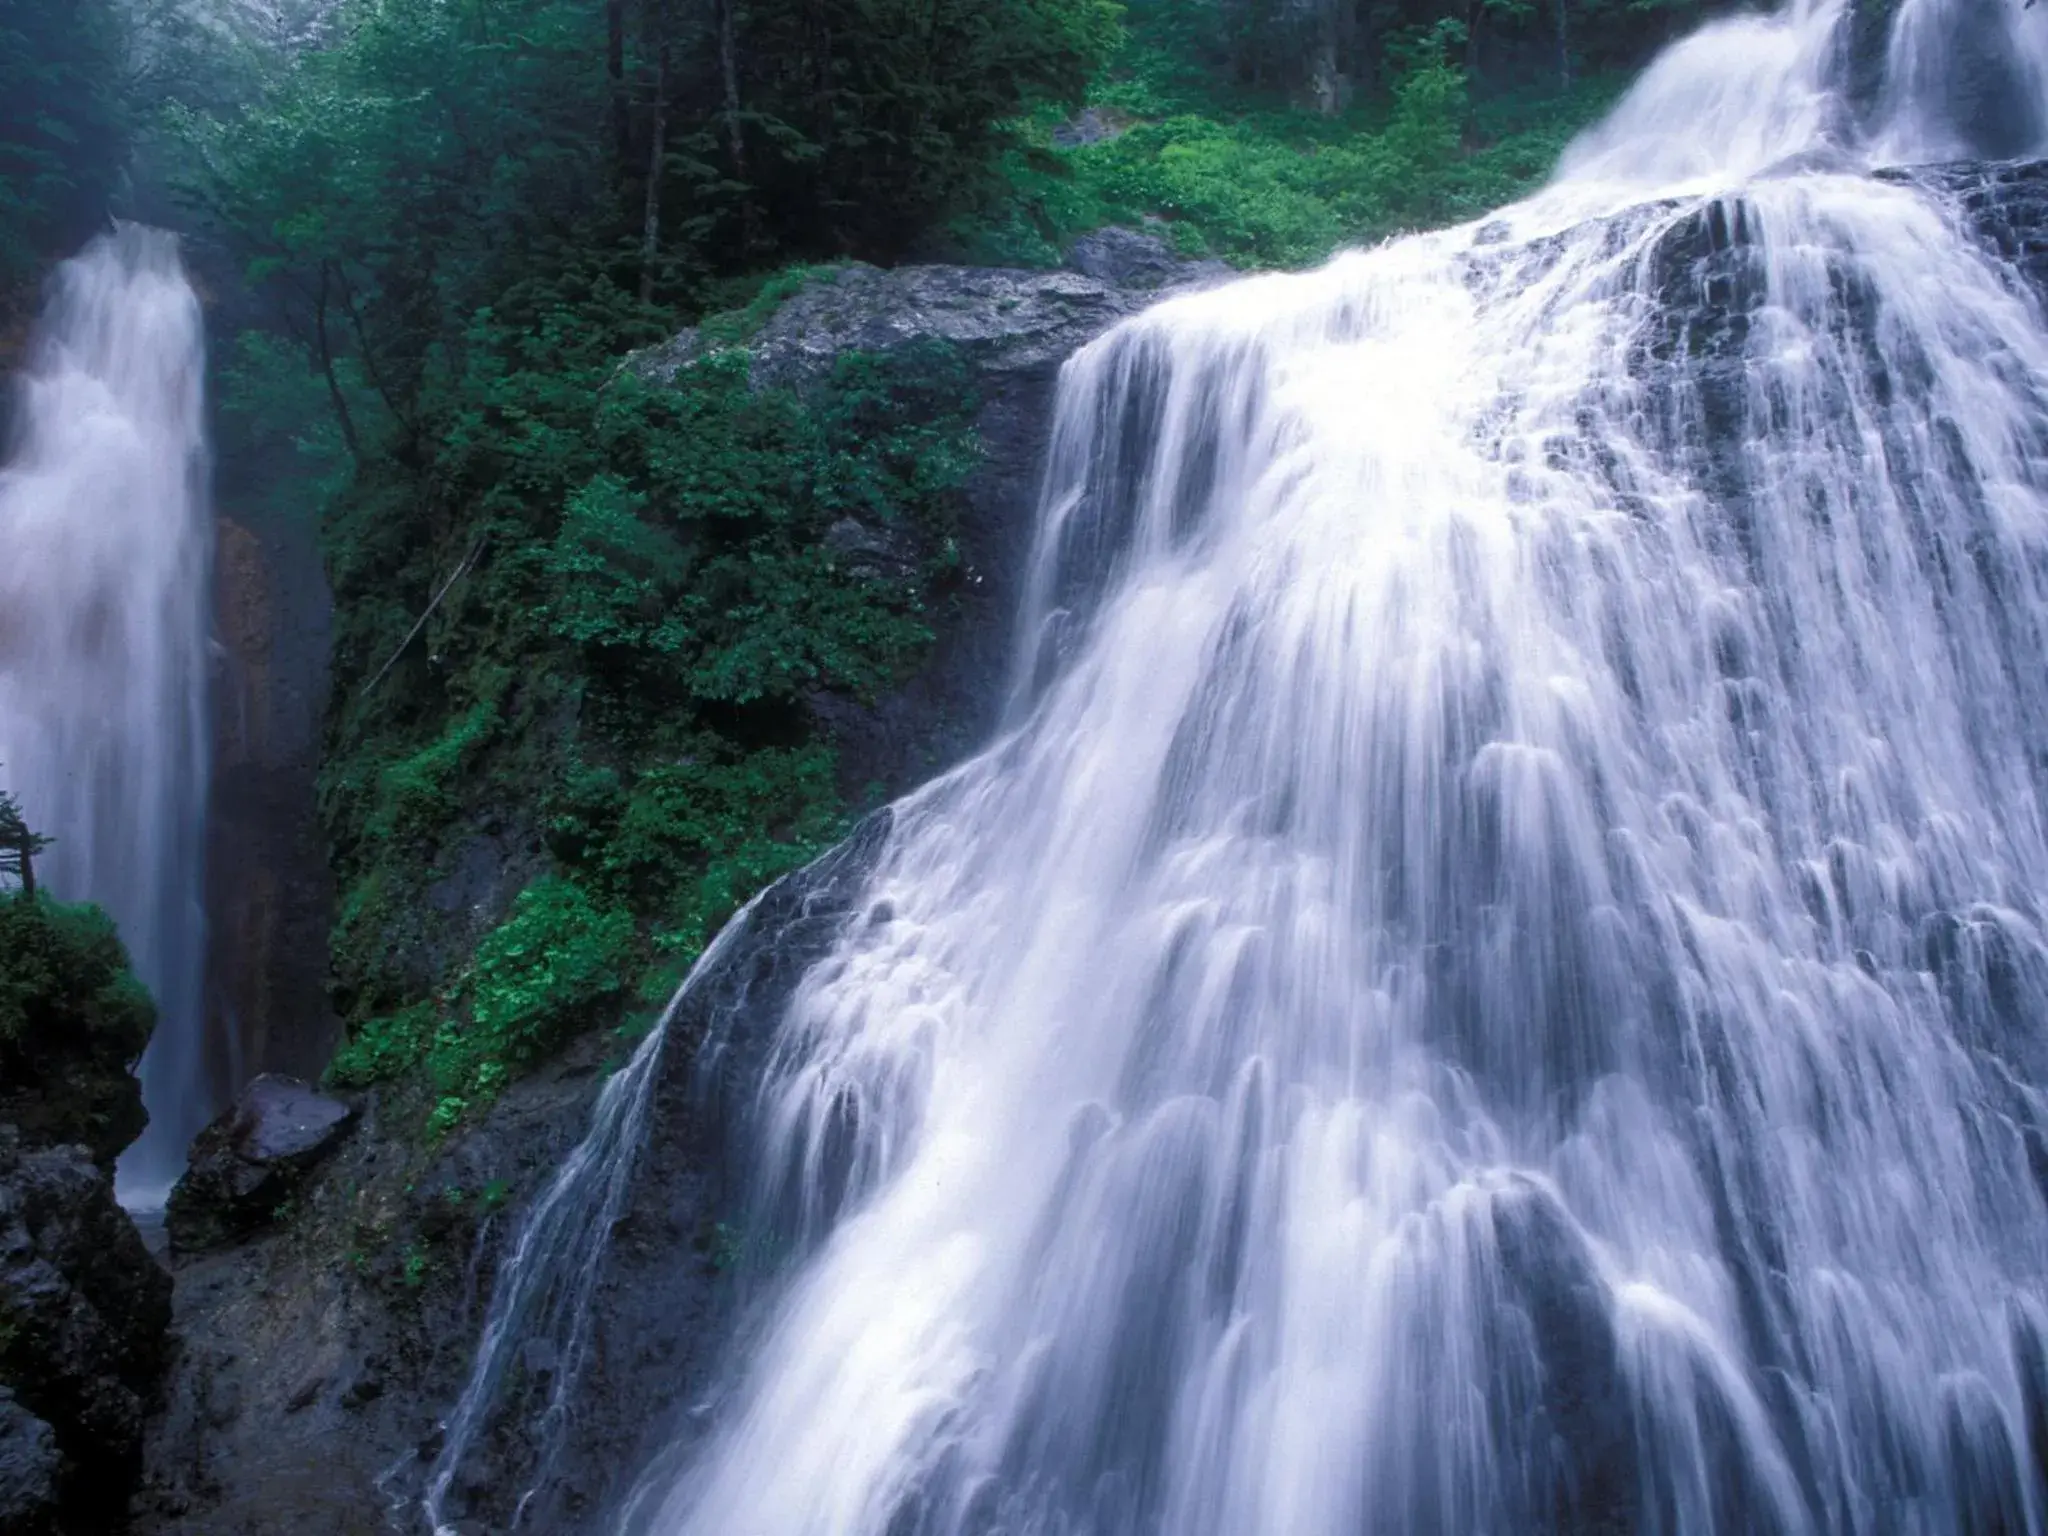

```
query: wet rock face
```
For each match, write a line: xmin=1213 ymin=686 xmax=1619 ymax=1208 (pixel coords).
xmin=0 ymin=1131 xmax=171 ymax=1533
xmin=404 ymin=813 xmax=897 ymax=1535
xmin=164 ymin=1076 xmax=354 ymax=1253
xmin=1889 ymin=157 xmax=2048 ymax=297
xmin=0 ymin=1388 xmax=59 ymax=1536
xmin=134 ymin=1056 xmax=617 ymax=1536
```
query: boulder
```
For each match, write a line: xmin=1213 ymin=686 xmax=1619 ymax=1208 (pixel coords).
xmin=0 ymin=1389 xmax=59 ymax=1536
xmin=0 ymin=1130 xmax=171 ymax=1531
xmin=164 ymin=1076 xmax=354 ymax=1253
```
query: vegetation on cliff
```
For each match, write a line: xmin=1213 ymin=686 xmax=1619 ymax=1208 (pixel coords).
xmin=0 ymin=792 xmax=156 ymax=1166
xmin=141 ymin=0 xmax=1723 ymax=1132
xmin=0 ymin=0 xmax=129 ymax=321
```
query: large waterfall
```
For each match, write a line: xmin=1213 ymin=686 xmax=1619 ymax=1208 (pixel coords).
xmin=441 ymin=0 xmax=2048 ymax=1529
xmin=0 ymin=228 xmax=214 ymax=1204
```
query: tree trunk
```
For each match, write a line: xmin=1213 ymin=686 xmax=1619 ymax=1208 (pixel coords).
xmin=638 ymin=0 xmax=668 ymax=305
xmin=1556 ymin=0 xmax=1572 ymax=90
xmin=311 ymin=264 xmax=363 ymax=463
xmin=717 ymin=0 xmax=752 ymax=249
xmin=607 ymin=0 xmax=629 ymax=173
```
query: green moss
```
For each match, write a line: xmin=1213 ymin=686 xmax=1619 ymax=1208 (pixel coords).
xmin=364 ymin=702 xmax=501 ymax=848
xmin=445 ymin=876 xmax=633 ymax=1078
xmin=0 ymin=891 xmax=156 ymax=1163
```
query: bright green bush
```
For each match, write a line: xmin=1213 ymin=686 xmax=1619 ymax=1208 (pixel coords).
xmin=441 ymin=876 xmax=634 ymax=1081
xmin=0 ymin=891 xmax=156 ymax=1162
xmin=326 ymin=1000 xmax=436 ymax=1088
xmin=951 ymin=21 xmax=1628 ymax=270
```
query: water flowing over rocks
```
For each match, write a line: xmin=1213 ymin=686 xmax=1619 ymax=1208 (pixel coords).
xmin=140 ymin=138 xmax=2048 ymax=1530
xmin=0 ymin=228 xmax=215 ymax=1205
xmin=580 ymin=0 xmax=2048 ymax=1513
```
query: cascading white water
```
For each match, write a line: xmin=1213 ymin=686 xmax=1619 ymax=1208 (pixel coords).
xmin=431 ymin=0 xmax=2048 ymax=1528
xmin=0 ymin=227 xmax=214 ymax=1205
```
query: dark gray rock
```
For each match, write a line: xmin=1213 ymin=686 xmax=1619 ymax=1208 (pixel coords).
xmin=1881 ymin=157 xmax=2048 ymax=299
xmin=633 ymin=256 xmax=1189 ymax=395
xmin=0 ymin=1389 xmax=59 ymax=1536
xmin=1067 ymin=225 xmax=1227 ymax=289
xmin=134 ymin=1054 xmax=616 ymax=1536
xmin=164 ymin=1077 xmax=355 ymax=1253
xmin=0 ymin=1130 xmax=171 ymax=1532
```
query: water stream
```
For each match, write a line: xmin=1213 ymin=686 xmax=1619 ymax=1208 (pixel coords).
xmin=0 ymin=227 xmax=215 ymax=1206
xmin=440 ymin=0 xmax=2048 ymax=1528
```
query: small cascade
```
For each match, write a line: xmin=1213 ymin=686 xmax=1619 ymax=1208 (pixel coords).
xmin=0 ymin=227 xmax=215 ymax=1206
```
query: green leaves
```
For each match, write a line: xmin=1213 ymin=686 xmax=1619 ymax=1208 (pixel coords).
xmin=0 ymin=0 xmax=128 ymax=298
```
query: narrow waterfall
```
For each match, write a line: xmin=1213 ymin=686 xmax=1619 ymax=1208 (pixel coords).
xmin=0 ymin=228 xmax=214 ymax=1205
xmin=439 ymin=0 xmax=2048 ymax=1528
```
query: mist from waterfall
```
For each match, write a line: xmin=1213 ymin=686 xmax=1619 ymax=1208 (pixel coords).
xmin=0 ymin=227 xmax=215 ymax=1207
xmin=424 ymin=0 xmax=2048 ymax=1527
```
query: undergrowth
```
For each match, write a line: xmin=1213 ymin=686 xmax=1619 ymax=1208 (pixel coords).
xmin=948 ymin=18 xmax=1627 ymax=269
xmin=317 ymin=320 xmax=980 ymax=1128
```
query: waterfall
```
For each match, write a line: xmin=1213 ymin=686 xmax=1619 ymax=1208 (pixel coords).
xmin=431 ymin=0 xmax=2048 ymax=1527
xmin=0 ymin=227 xmax=214 ymax=1206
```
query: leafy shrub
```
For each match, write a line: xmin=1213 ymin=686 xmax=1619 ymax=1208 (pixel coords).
xmin=0 ymin=892 xmax=156 ymax=1162
xmin=951 ymin=28 xmax=1626 ymax=270
xmin=326 ymin=1000 xmax=436 ymax=1088
xmin=414 ymin=877 xmax=635 ymax=1106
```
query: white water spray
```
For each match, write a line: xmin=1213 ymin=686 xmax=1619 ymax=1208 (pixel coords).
xmin=0 ymin=227 xmax=214 ymax=1205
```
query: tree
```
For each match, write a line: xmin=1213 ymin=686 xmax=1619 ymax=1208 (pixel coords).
xmin=0 ymin=0 xmax=130 ymax=306
xmin=0 ymin=784 xmax=51 ymax=899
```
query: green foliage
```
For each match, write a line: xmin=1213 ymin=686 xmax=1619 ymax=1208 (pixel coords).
xmin=955 ymin=28 xmax=1625 ymax=269
xmin=326 ymin=1000 xmax=436 ymax=1088
xmin=0 ymin=895 xmax=154 ymax=1059
xmin=732 ymin=0 xmax=1121 ymax=258
xmin=452 ymin=877 xmax=633 ymax=1075
xmin=365 ymin=704 xmax=501 ymax=848
xmin=0 ymin=0 xmax=129 ymax=300
xmin=315 ymin=322 xmax=978 ymax=1116
xmin=0 ymin=891 xmax=157 ymax=1163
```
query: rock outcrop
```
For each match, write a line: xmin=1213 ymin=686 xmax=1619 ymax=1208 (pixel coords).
xmin=633 ymin=233 xmax=1227 ymax=800
xmin=0 ymin=896 xmax=155 ymax=1171
xmin=164 ymin=1077 xmax=355 ymax=1254
xmin=0 ymin=1388 xmax=59 ymax=1536
xmin=0 ymin=1131 xmax=172 ymax=1534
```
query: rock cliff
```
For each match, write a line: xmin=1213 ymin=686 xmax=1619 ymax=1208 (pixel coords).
xmin=133 ymin=231 xmax=1216 ymax=1536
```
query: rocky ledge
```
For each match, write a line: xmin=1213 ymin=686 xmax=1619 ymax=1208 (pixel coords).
xmin=0 ymin=1131 xmax=171 ymax=1536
